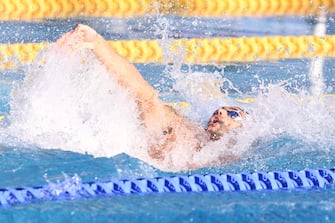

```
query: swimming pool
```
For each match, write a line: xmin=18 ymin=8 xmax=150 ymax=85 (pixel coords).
xmin=0 ymin=10 xmax=335 ymax=223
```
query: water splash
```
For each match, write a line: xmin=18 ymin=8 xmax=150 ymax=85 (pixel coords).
xmin=1 ymin=18 xmax=335 ymax=172
xmin=44 ymin=173 xmax=83 ymax=198
xmin=165 ymin=63 xmax=335 ymax=169
xmin=309 ymin=13 xmax=326 ymax=96
xmin=6 ymin=46 xmax=148 ymax=159
xmin=243 ymin=82 xmax=335 ymax=149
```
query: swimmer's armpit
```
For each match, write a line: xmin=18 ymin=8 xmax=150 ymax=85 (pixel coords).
xmin=148 ymin=125 xmax=176 ymax=160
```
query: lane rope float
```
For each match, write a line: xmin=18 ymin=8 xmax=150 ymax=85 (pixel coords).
xmin=2 ymin=35 xmax=335 ymax=69
xmin=0 ymin=168 xmax=334 ymax=207
xmin=0 ymin=0 xmax=333 ymax=21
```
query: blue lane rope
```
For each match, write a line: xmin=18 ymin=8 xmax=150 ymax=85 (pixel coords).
xmin=1 ymin=168 xmax=334 ymax=207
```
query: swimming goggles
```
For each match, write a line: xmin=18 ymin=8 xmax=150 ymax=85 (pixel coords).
xmin=222 ymin=107 xmax=243 ymax=120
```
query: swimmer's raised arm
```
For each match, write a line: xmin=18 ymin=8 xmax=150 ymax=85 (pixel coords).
xmin=69 ymin=25 xmax=170 ymax=131
xmin=90 ymin=30 xmax=156 ymax=102
xmin=56 ymin=24 xmax=198 ymax=152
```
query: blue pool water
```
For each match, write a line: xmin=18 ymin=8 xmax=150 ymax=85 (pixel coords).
xmin=0 ymin=14 xmax=335 ymax=222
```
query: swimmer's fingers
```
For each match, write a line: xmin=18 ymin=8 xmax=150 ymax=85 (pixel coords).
xmin=54 ymin=24 xmax=98 ymax=52
xmin=74 ymin=24 xmax=99 ymax=44
xmin=67 ymin=24 xmax=98 ymax=50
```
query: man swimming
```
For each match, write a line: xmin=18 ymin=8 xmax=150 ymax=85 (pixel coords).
xmin=55 ymin=24 xmax=246 ymax=170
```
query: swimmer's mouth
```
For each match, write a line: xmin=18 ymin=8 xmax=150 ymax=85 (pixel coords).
xmin=212 ymin=117 xmax=222 ymax=124
xmin=213 ymin=119 xmax=220 ymax=123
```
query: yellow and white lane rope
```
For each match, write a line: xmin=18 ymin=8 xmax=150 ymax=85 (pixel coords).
xmin=1 ymin=35 xmax=335 ymax=68
xmin=0 ymin=0 xmax=334 ymax=21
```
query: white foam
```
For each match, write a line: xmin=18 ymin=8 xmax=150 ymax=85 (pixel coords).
xmin=8 ymin=46 xmax=148 ymax=158
xmin=166 ymin=67 xmax=335 ymax=169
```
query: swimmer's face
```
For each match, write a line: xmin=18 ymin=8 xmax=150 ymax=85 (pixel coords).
xmin=206 ymin=107 xmax=245 ymax=140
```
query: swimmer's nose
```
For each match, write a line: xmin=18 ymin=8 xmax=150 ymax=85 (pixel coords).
xmin=218 ymin=110 xmax=225 ymax=116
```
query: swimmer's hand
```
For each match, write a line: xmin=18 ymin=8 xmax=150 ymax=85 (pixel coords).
xmin=55 ymin=24 xmax=99 ymax=52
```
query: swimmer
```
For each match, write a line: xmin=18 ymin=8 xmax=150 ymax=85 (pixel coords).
xmin=55 ymin=24 xmax=246 ymax=168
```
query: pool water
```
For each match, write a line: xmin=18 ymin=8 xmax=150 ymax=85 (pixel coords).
xmin=0 ymin=15 xmax=335 ymax=222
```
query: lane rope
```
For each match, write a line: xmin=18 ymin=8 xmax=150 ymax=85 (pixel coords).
xmin=2 ymin=35 xmax=335 ymax=69
xmin=0 ymin=168 xmax=334 ymax=207
xmin=0 ymin=0 xmax=333 ymax=21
